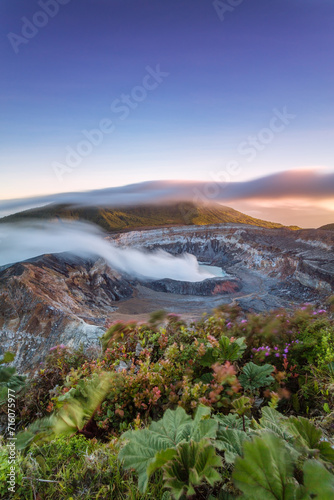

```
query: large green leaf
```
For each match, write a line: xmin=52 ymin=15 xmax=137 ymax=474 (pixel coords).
xmin=318 ymin=441 xmax=334 ymax=464
xmin=0 ymin=363 xmax=26 ymax=405
xmin=163 ymin=439 xmax=222 ymax=500
xmin=16 ymin=416 xmax=56 ymax=451
xmin=161 ymin=492 xmax=172 ymax=500
xmin=147 ymin=448 xmax=178 ymax=479
xmin=215 ymin=427 xmax=250 ymax=463
xmin=232 ymin=433 xmax=307 ymax=500
xmin=239 ymin=362 xmax=274 ymax=391
xmin=287 ymin=417 xmax=322 ymax=450
xmin=144 ymin=405 xmax=217 ymax=447
xmin=119 ymin=405 xmax=218 ymax=493
xmin=119 ymin=429 xmax=177 ymax=492
xmin=231 ymin=396 xmax=252 ymax=417
xmin=259 ymin=407 xmax=293 ymax=441
xmin=303 ymin=460 xmax=334 ymax=499
xmin=53 ymin=372 xmax=113 ymax=435
xmin=200 ymin=336 xmax=246 ymax=367
xmin=16 ymin=372 xmax=112 ymax=450
xmin=0 ymin=366 xmax=17 ymax=383
xmin=214 ymin=413 xmax=250 ymax=431
xmin=219 ymin=336 xmax=246 ymax=362
xmin=190 ymin=405 xmax=218 ymax=442
xmin=255 ymin=407 xmax=299 ymax=461
xmin=286 ymin=416 xmax=334 ymax=463
xmin=260 ymin=406 xmax=286 ymax=425
xmin=200 ymin=348 xmax=219 ymax=367
xmin=148 ymin=406 xmax=193 ymax=446
xmin=214 ymin=412 xmax=252 ymax=463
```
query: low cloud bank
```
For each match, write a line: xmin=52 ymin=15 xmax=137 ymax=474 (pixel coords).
xmin=0 ymin=170 xmax=333 ymax=218
xmin=0 ymin=220 xmax=214 ymax=282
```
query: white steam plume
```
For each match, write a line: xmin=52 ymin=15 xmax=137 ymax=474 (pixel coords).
xmin=0 ymin=220 xmax=215 ymax=282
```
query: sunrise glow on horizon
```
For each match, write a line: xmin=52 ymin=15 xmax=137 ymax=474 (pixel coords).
xmin=1 ymin=0 xmax=333 ymax=227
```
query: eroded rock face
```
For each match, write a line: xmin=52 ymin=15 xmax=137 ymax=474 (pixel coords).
xmin=112 ymin=225 xmax=334 ymax=294
xmin=0 ymin=253 xmax=134 ymax=372
xmin=144 ymin=277 xmax=240 ymax=296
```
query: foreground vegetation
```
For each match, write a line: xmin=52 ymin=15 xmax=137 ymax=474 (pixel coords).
xmin=1 ymin=303 xmax=334 ymax=499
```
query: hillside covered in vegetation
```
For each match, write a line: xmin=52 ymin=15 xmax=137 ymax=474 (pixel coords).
xmin=0 ymin=202 xmax=300 ymax=232
xmin=1 ymin=303 xmax=334 ymax=499
xmin=319 ymin=223 xmax=334 ymax=231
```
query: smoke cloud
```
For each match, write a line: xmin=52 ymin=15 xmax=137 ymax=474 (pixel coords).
xmin=0 ymin=220 xmax=215 ymax=282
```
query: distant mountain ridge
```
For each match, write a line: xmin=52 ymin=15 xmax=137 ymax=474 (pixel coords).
xmin=0 ymin=202 xmax=300 ymax=232
xmin=319 ymin=223 xmax=334 ymax=231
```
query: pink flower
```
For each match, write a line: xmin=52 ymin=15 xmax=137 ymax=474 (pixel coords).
xmin=50 ymin=344 xmax=66 ymax=351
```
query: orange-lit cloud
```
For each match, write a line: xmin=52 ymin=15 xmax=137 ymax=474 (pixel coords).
xmin=0 ymin=169 xmax=333 ymax=228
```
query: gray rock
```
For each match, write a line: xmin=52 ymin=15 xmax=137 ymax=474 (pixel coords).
xmin=135 ymin=342 xmax=143 ymax=356
xmin=115 ymin=360 xmax=129 ymax=372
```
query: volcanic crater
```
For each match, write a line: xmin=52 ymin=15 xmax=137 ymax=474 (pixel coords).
xmin=1 ymin=223 xmax=333 ymax=372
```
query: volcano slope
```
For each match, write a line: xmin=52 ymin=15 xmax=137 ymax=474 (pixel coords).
xmin=0 ymin=254 xmax=134 ymax=372
xmin=0 ymin=224 xmax=333 ymax=372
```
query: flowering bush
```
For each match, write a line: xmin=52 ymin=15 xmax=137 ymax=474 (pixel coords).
xmin=2 ymin=304 xmax=334 ymax=499
xmin=10 ymin=305 xmax=334 ymax=439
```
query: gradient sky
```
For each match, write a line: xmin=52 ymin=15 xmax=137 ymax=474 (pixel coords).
xmin=1 ymin=0 xmax=334 ymax=216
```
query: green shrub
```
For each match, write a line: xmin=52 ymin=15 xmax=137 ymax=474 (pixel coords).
xmin=118 ymin=405 xmax=220 ymax=495
xmin=2 ymin=306 xmax=334 ymax=498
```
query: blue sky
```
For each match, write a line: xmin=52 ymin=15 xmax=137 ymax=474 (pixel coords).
xmin=1 ymin=0 xmax=334 ymax=203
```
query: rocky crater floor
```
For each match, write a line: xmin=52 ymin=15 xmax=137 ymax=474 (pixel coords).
xmin=112 ymin=223 xmax=334 ymax=295
xmin=1 ymin=224 xmax=333 ymax=372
